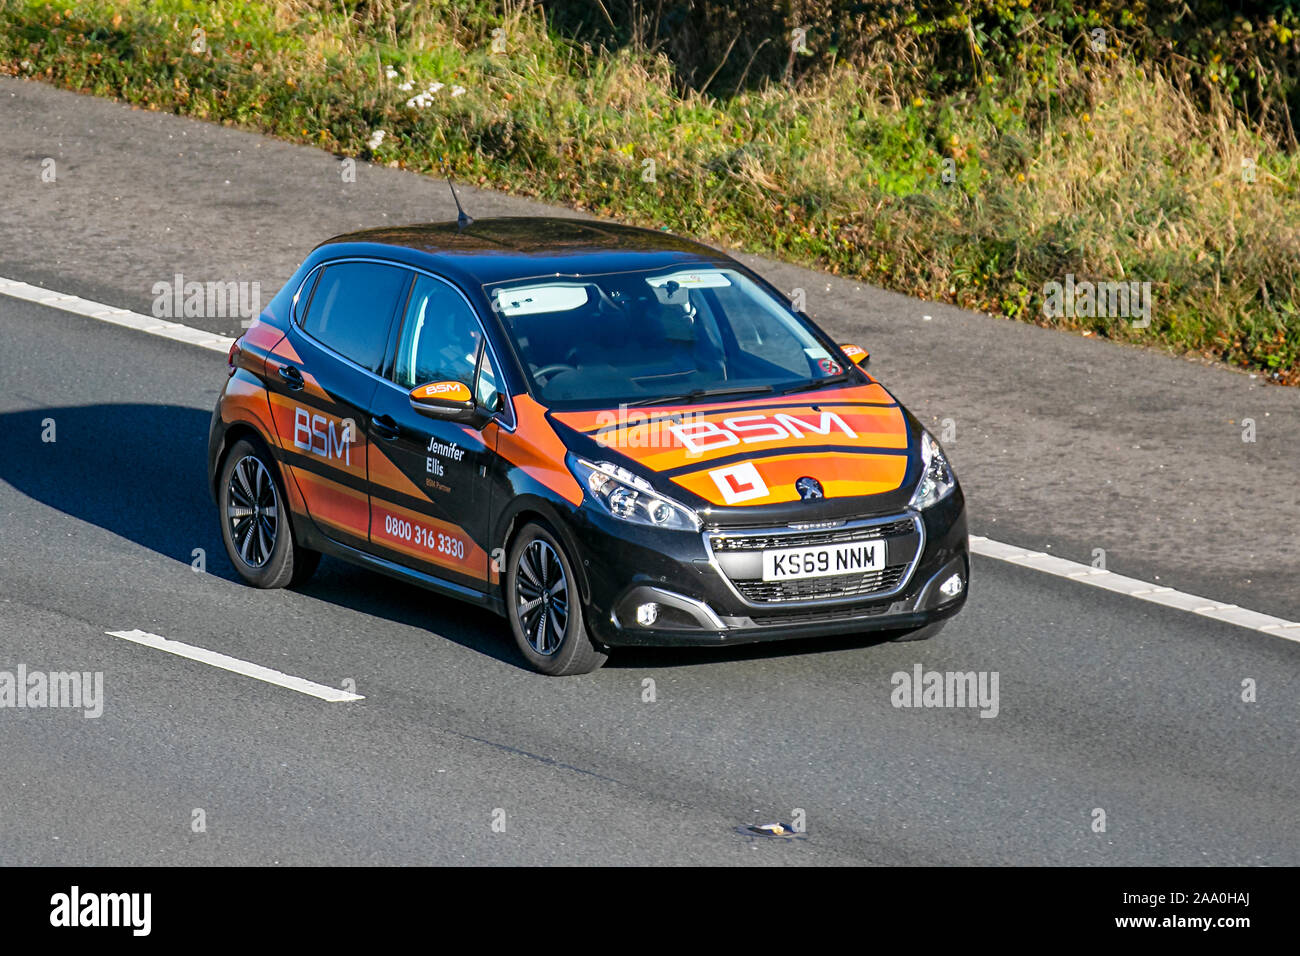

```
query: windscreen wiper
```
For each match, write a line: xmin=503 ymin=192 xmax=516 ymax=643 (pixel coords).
xmin=778 ymin=372 xmax=853 ymax=395
xmin=627 ymin=384 xmax=774 ymax=407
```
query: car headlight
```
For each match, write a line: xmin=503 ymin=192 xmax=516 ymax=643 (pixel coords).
xmin=569 ymin=457 xmax=700 ymax=531
xmin=909 ymin=431 xmax=956 ymax=510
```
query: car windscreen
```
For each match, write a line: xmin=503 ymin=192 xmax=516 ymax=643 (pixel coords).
xmin=485 ymin=266 xmax=858 ymax=408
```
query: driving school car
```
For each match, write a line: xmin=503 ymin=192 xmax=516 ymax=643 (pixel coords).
xmin=208 ymin=217 xmax=968 ymax=675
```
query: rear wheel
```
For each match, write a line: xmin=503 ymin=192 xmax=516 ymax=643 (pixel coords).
xmin=506 ymin=522 xmax=607 ymax=676
xmin=218 ymin=438 xmax=319 ymax=589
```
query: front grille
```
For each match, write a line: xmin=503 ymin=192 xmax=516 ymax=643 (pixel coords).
xmin=710 ymin=519 xmax=914 ymax=552
xmin=708 ymin=514 xmax=920 ymax=606
xmin=734 ymin=565 xmax=907 ymax=603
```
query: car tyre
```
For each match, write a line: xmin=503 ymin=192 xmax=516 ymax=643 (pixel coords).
xmin=506 ymin=522 xmax=607 ymax=676
xmin=218 ymin=438 xmax=319 ymax=589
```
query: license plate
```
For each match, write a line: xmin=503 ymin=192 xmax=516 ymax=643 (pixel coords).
xmin=761 ymin=540 xmax=886 ymax=581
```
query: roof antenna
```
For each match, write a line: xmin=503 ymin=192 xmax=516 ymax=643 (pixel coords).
xmin=441 ymin=155 xmax=473 ymax=229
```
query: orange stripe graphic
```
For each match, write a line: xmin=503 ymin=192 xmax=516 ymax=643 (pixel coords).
xmin=289 ymin=469 xmax=370 ymax=538
xmin=552 ymin=382 xmax=896 ymax=435
xmin=489 ymin=395 xmax=584 ymax=506
xmin=370 ymin=500 xmax=489 ymax=578
xmin=671 ymin=451 xmax=908 ymax=505
xmin=241 ymin=320 xmax=283 ymax=352
xmin=367 ymin=443 xmax=429 ymax=500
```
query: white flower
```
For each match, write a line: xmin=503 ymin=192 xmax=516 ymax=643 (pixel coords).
xmin=397 ymin=79 xmax=413 ymax=91
xmin=405 ymin=82 xmax=447 ymax=109
xmin=385 ymin=65 xmax=398 ymax=80
xmin=451 ymin=85 xmax=466 ymax=97
xmin=367 ymin=129 xmax=386 ymax=150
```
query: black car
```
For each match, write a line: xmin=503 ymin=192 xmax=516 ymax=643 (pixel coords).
xmin=208 ymin=218 xmax=968 ymax=674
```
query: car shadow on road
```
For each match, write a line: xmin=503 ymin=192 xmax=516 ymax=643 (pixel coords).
xmin=1 ymin=402 xmax=228 ymax=574
xmin=0 ymin=402 xmax=902 ymax=674
xmin=0 ymin=402 xmax=524 ymax=666
xmin=605 ymin=631 xmax=899 ymax=670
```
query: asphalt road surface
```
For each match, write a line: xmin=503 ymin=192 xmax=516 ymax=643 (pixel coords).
xmin=0 ymin=77 xmax=1297 ymax=865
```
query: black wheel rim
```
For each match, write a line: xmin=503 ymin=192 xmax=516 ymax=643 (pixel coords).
xmin=227 ymin=455 xmax=278 ymax=569
xmin=515 ymin=539 xmax=569 ymax=656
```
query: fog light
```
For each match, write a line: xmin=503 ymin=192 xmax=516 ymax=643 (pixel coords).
xmin=636 ymin=603 xmax=659 ymax=626
xmin=939 ymin=573 xmax=964 ymax=598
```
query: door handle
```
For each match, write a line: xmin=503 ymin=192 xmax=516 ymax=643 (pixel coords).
xmin=371 ymin=414 xmax=399 ymax=440
xmin=277 ymin=365 xmax=304 ymax=390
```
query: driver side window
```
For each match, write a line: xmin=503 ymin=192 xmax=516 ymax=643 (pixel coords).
xmin=394 ymin=275 xmax=483 ymax=390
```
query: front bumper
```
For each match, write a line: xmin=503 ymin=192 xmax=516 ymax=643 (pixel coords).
xmin=573 ymin=487 xmax=968 ymax=647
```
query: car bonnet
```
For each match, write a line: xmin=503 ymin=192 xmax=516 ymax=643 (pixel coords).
xmin=548 ymin=382 xmax=911 ymax=507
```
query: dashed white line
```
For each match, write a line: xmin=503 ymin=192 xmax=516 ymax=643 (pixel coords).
xmin=970 ymin=537 xmax=1300 ymax=643
xmin=5 ymin=275 xmax=1298 ymax=647
xmin=106 ymin=629 xmax=363 ymax=702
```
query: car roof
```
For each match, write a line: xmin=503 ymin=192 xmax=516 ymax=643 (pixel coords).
xmin=314 ymin=216 xmax=736 ymax=286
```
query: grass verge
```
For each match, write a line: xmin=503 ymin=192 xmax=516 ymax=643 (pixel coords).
xmin=2 ymin=0 xmax=1297 ymax=381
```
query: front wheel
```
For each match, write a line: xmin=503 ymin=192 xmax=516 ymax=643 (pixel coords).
xmin=505 ymin=523 xmax=607 ymax=676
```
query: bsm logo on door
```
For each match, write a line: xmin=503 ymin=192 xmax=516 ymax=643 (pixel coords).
xmin=293 ymin=407 xmax=352 ymax=465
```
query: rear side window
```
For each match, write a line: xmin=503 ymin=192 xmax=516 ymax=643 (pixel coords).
xmin=301 ymin=261 xmax=410 ymax=371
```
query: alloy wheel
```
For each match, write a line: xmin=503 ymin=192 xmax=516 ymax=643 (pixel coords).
xmin=514 ymin=539 xmax=569 ymax=655
xmin=226 ymin=455 xmax=278 ymax=568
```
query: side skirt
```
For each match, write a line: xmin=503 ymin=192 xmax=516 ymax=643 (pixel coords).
xmin=295 ymin=516 xmax=507 ymax=618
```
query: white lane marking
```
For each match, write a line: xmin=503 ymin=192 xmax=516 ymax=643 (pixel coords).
xmin=0 ymin=275 xmax=233 ymax=353
xmin=6 ymin=276 xmax=1297 ymax=647
xmin=106 ymin=629 xmax=364 ymax=702
xmin=970 ymin=537 xmax=1300 ymax=643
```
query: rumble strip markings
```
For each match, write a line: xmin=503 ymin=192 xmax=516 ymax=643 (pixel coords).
xmin=106 ymin=629 xmax=364 ymax=702
xmin=5 ymin=276 xmax=1298 ymax=647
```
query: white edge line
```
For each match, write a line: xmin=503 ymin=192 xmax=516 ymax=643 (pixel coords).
xmin=106 ymin=629 xmax=363 ymax=702
xmin=970 ymin=537 xmax=1300 ymax=644
xmin=0 ymin=275 xmax=233 ymax=353
xmin=6 ymin=276 xmax=1297 ymax=648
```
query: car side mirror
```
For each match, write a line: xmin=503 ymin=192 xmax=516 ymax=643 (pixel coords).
xmin=409 ymin=381 xmax=490 ymax=428
xmin=839 ymin=344 xmax=870 ymax=370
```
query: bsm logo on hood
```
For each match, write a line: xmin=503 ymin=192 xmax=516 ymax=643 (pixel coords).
xmin=555 ymin=391 xmax=912 ymax=507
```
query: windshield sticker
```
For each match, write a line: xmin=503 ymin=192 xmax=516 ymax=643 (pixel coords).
xmin=494 ymin=284 xmax=589 ymax=316
xmin=646 ymin=271 xmax=732 ymax=289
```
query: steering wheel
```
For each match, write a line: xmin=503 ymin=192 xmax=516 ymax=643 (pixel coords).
xmin=532 ymin=363 xmax=578 ymax=385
